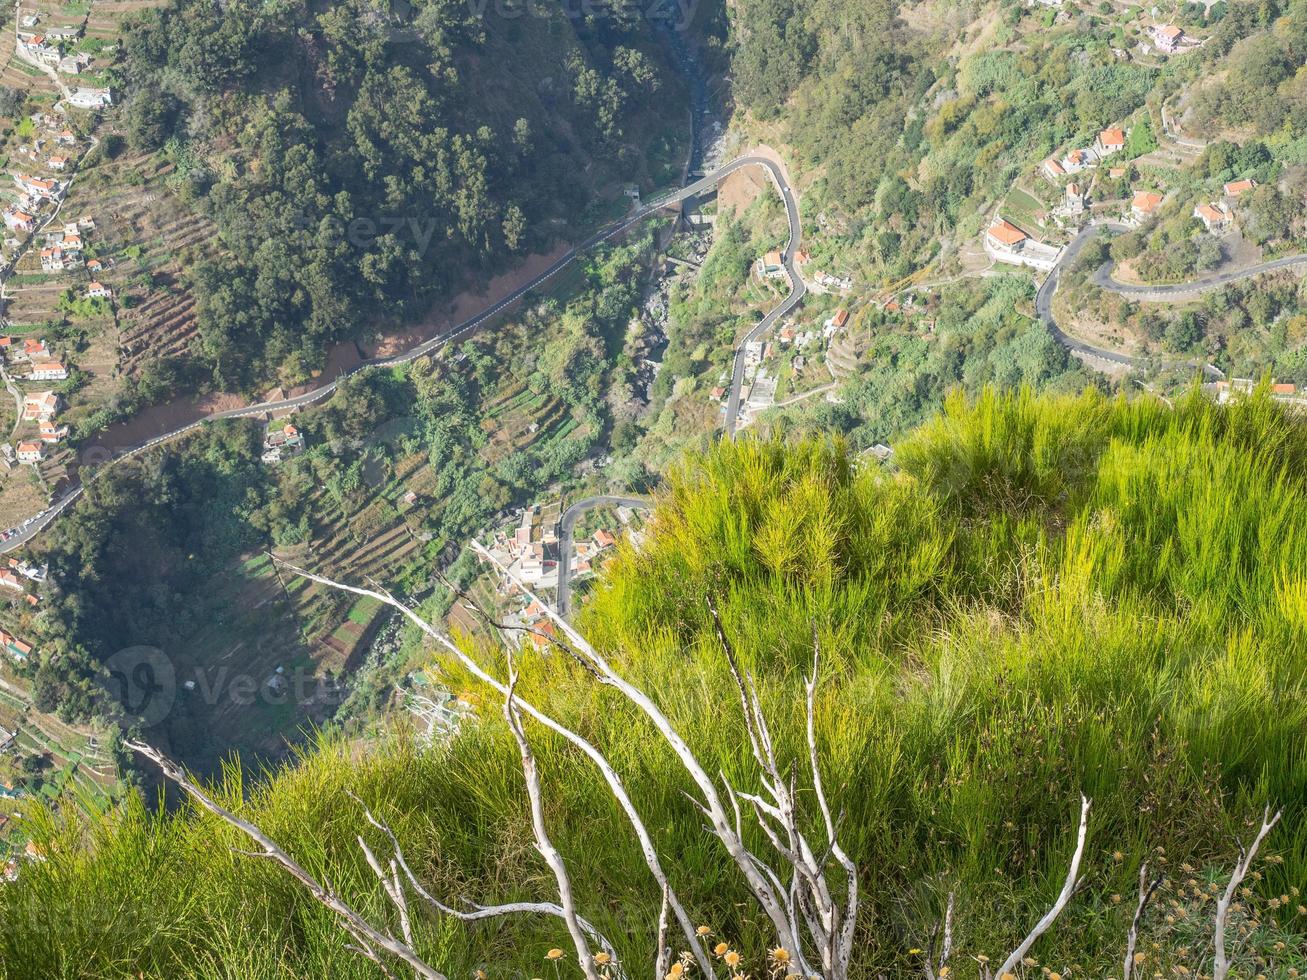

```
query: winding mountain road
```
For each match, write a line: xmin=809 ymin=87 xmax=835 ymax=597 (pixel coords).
xmin=1033 ymin=220 xmax=1307 ymax=378
xmin=555 ymin=494 xmax=650 ymax=618
xmin=0 ymin=154 xmax=803 ymax=554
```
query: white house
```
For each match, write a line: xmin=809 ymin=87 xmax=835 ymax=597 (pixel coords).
xmin=29 ymin=362 xmax=67 ymax=381
xmin=1194 ymin=203 xmax=1231 ymax=232
xmin=22 ymin=391 xmax=60 ymax=421
xmin=3 ymin=210 xmax=34 ymax=234
xmin=67 ymin=87 xmax=112 ymax=110
xmin=38 ymin=420 xmax=68 ymax=443
xmin=1149 ymin=24 xmax=1186 ymax=53
xmin=755 ymin=250 xmax=786 ymax=280
xmin=1095 ymin=128 xmax=1126 ymax=157
xmin=15 ymin=441 xmax=42 ymax=464
xmin=984 ymin=218 xmax=1064 ymax=272
xmin=86 ymin=281 xmax=112 ymax=299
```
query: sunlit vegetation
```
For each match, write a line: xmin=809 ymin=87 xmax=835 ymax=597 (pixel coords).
xmin=2 ymin=388 xmax=1304 ymax=976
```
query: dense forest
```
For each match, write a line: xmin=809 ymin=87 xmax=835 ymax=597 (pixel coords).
xmin=3 ymin=388 xmax=1305 ymax=975
xmin=120 ymin=0 xmax=685 ymax=388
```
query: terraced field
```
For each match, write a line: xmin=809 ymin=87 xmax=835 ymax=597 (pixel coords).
xmin=59 ymin=151 xmax=220 ymax=374
xmin=0 ymin=664 xmax=118 ymax=819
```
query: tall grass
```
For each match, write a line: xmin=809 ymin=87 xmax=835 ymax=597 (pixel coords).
xmin=2 ymin=386 xmax=1304 ymax=978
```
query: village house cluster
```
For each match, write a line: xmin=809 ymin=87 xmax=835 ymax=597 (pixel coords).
xmin=0 ymin=335 xmax=72 ymax=469
xmin=483 ymin=502 xmax=627 ymax=599
xmin=16 ymin=13 xmax=113 ymax=107
xmin=0 ymin=555 xmax=46 ymax=606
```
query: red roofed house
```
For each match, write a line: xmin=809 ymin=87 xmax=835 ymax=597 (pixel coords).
xmin=3 ymin=210 xmax=34 ymax=233
xmin=22 ymin=391 xmax=60 ymax=421
xmin=756 ymin=250 xmax=786 ymax=280
xmin=86 ymin=281 xmax=111 ymax=299
xmin=0 ymin=569 xmax=22 ymax=591
xmin=1096 ymin=129 xmax=1126 ymax=156
xmin=985 ymin=217 xmax=1064 ymax=271
xmin=15 ymin=442 xmax=41 ymax=464
xmin=592 ymin=529 xmax=616 ymax=550
xmin=1223 ymin=178 xmax=1257 ymax=198
xmin=1193 ymin=203 xmax=1231 ymax=232
xmin=986 ymin=218 xmax=1029 ymax=251
xmin=38 ymin=420 xmax=68 ymax=443
xmin=48 ymin=155 xmax=67 ymax=171
xmin=0 ymin=629 xmax=33 ymax=662
xmin=1042 ymin=157 xmax=1066 ymax=180
xmin=1132 ymin=191 xmax=1163 ymax=221
xmin=1149 ymin=24 xmax=1186 ymax=53
xmin=40 ymin=246 xmax=65 ymax=272
xmin=526 ymin=619 xmax=557 ymax=651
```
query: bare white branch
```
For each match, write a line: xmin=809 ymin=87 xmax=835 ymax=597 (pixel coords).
xmin=1213 ymin=807 xmax=1281 ymax=980
xmin=273 ymin=555 xmax=713 ymax=978
xmin=467 ymin=542 xmax=811 ymax=971
xmin=502 ymin=654 xmax=602 ymax=980
xmin=126 ymin=740 xmax=445 ymax=980
xmin=1122 ymin=863 xmax=1161 ymax=980
xmin=994 ymin=796 xmax=1092 ymax=980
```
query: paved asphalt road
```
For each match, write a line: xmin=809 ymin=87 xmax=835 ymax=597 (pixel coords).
xmin=1037 ymin=221 xmax=1223 ymax=379
xmin=555 ymin=494 xmax=650 ymax=618
xmin=1092 ymin=250 xmax=1307 ymax=298
xmin=0 ymin=156 xmax=799 ymax=555
xmin=722 ymin=169 xmax=804 ymax=436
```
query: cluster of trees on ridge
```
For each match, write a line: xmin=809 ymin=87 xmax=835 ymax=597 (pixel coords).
xmin=120 ymin=0 xmax=682 ymax=389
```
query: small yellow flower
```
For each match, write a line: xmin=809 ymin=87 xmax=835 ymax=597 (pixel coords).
xmin=474 ymin=972 xmax=487 ymax=980
xmin=1023 ymin=957 xmax=1039 ymax=967
xmin=1000 ymin=975 xmax=1016 ymax=980
xmin=665 ymin=963 xmax=685 ymax=980
xmin=909 ymin=949 xmax=923 ymax=956
xmin=1113 ymin=851 xmax=1124 ymax=862
xmin=938 ymin=968 xmax=950 ymax=978
xmin=696 ymin=926 xmax=712 ymax=937
xmin=594 ymin=952 xmax=612 ymax=966
xmin=1134 ymin=953 xmax=1147 ymax=965
xmin=769 ymin=948 xmax=791 ymax=966
xmin=1048 ymin=973 xmax=1062 ymax=980
xmin=724 ymin=950 xmax=742 ymax=969
xmin=1111 ymin=894 xmax=1122 ymax=904
xmin=714 ymin=943 xmax=729 ymax=957
xmin=545 ymin=949 xmax=564 ymax=962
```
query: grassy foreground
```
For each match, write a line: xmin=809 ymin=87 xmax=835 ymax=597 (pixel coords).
xmin=2 ymin=386 xmax=1305 ymax=978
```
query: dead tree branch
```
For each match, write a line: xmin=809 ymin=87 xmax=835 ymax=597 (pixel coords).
xmin=993 ymin=796 xmax=1092 ymax=980
xmin=272 ymin=555 xmax=713 ymax=978
xmin=503 ymin=653 xmax=602 ymax=980
xmin=1122 ymin=864 xmax=1162 ymax=980
xmin=1213 ymin=807 xmax=1281 ymax=980
xmin=126 ymin=740 xmax=446 ymax=980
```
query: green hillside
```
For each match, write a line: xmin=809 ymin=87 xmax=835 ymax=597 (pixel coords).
xmin=1 ymin=387 xmax=1304 ymax=977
